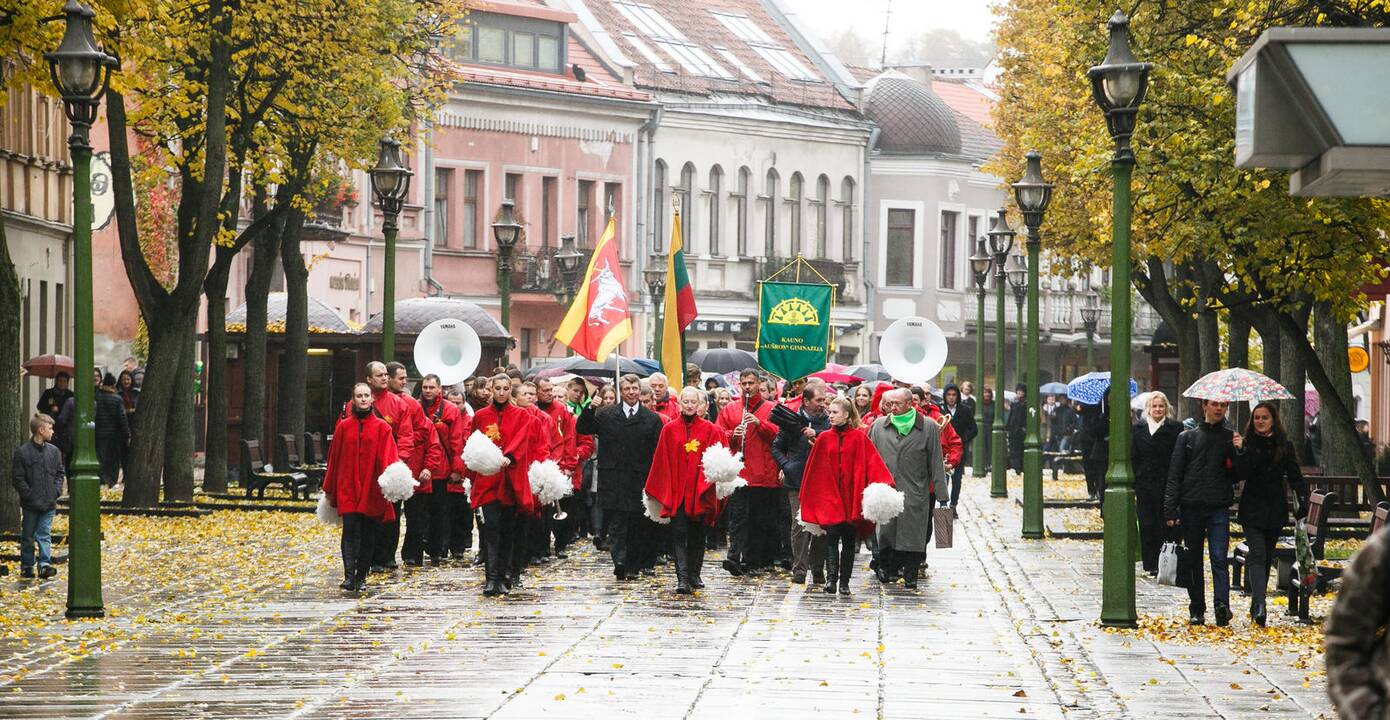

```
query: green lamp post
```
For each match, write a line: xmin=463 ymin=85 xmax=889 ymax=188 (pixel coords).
xmin=1013 ymin=151 xmax=1053 ymax=539
xmin=46 ymin=0 xmax=117 ymax=619
xmin=1088 ymin=9 xmax=1151 ymax=629
xmin=491 ymin=199 xmax=522 ymax=332
xmin=969 ymin=239 xmax=992 ymax=478
xmin=1080 ymin=290 xmax=1101 ymax=369
xmin=1007 ymin=253 xmax=1027 ymax=384
xmin=369 ymin=137 xmax=411 ymax=362
xmin=987 ymin=209 xmax=1015 ymax=498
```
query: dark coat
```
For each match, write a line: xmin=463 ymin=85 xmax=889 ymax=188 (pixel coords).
xmin=771 ymin=409 xmax=831 ymax=490
xmin=1047 ymin=403 xmax=1077 ymax=443
xmin=94 ymin=387 xmax=129 ymax=442
xmin=1077 ymin=403 xmax=1109 ymax=464
xmin=577 ymin=403 xmax=663 ymax=512
xmin=1235 ymin=433 xmax=1309 ymax=529
xmin=1163 ymin=420 xmax=1237 ymax=520
xmin=943 ymin=401 xmax=977 ymax=447
xmin=37 ymin=387 xmax=73 ymax=419
xmin=1131 ymin=419 xmax=1182 ymax=491
xmin=11 ymin=440 xmax=65 ymax=511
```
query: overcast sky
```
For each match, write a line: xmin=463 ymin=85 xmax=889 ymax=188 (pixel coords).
xmin=788 ymin=0 xmax=998 ymax=50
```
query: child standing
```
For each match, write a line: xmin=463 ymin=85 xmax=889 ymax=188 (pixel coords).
xmin=11 ymin=413 xmax=65 ymax=579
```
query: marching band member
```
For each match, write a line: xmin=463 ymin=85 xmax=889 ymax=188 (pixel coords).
xmin=469 ymin=374 xmax=539 ymax=596
xmin=323 ymin=383 xmax=401 ymax=592
xmin=644 ymin=387 xmax=728 ymax=594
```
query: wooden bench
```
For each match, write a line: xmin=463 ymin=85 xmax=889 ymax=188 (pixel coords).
xmin=276 ymin=434 xmax=326 ymax=487
xmin=1374 ymin=501 xmax=1390 ymax=535
xmin=239 ymin=439 xmax=312 ymax=500
xmin=1285 ymin=491 xmax=1343 ymax=623
xmin=1042 ymin=451 xmax=1084 ymax=480
xmin=303 ymin=432 xmax=325 ymax=466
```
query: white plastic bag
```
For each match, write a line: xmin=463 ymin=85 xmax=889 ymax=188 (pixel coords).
xmin=1157 ymin=541 xmax=1180 ymax=586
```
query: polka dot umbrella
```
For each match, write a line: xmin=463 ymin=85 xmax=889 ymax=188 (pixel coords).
xmin=1181 ymin=368 xmax=1294 ymax=403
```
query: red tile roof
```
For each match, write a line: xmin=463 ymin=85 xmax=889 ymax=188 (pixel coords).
xmin=933 ymin=81 xmax=995 ymax=128
xmin=447 ymin=35 xmax=652 ymax=103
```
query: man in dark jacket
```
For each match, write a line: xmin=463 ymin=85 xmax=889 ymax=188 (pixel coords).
xmin=12 ymin=413 xmax=65 ymax=579
xmin=941 ymin=384 xmax=976 ymax=508
xmin=1077 ymin=401 xmax=1109 ymax=501
xmin=576 ymin=374 xmax=663 ymax=580
xmin=772 ymin=384 xmax=831 ymax=585
xmin=94 ymin=373 xmax=130 ymax=487
xmin=1326 ymin=525 xmax=1390 ymax=719
xmin=1006 ymin=384 xmax=1027 ymax=474
xmin=1164 ymin=399 xmax=1237 ymax=627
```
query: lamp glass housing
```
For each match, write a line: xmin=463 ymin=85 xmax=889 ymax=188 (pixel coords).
xmin=969 ymin=238 xmax=993 ymax=277
xmin=987 ymin=209 xmax=1016 ymax=258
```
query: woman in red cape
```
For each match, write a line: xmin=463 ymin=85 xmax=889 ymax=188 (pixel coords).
xmin=799 ymin=397 xmax=894 ymax=595
xmin=323 ymin=383 xmax=401 ymax=592
xmin=644 ymin=387 xmax=729 ymax=594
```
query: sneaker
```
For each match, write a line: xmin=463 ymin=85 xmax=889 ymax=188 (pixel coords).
xmin=20 ymin=567 xmax=34 ymax=579
xmin=38 ymin=566 xmax=55 ymax=579
xmin=722 ymin=558 xmax=743 ymax=577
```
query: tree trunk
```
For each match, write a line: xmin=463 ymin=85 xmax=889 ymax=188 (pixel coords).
xmin=1227 ymin=312 xmax=1250 ymax=370
xmin=162 ymin=330 xmax=197 ymax=502
xmin=202 ymin=258 xmax=232 ymax=493
xmin=1136 ymin=259 xmax=1203 ymax=420
xmin=1198 ymin=305 xmax=1221 ymax=376
xmin=1280 ymin=304 xmax=1311 ymax=465
xmin=122 ymin=308 xmax=198 ymax=507
xmin=1253 ymin=308 xmax=1281 ymax=381
xmin=276 ymin=212 xmax=309 ymax=443
xmin=1315 ymin=302 xmax=1358 ymax=477
xmin=240 ymin=226 xmax=283 ymax=449
xmin=0 ymin=217 xmax=22 ymax=532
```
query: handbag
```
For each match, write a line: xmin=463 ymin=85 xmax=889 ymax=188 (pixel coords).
xmin=1157 ymin=541 xmax=1181 ymax=586
xmin=932 ymin=506 xmax=954 ymax=549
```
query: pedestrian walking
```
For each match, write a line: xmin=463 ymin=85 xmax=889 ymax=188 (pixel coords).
xmin=417 ymin=375 xmax=466 ymax=564
xmin=1077 ymin=400 xmax=1109 ymax=501
xmin=799 ymin=397 xmax=894 ymax=594
xmin=1007 ymin=384 xmax=1027 ymax=474
xmin=1233 ymin=401 xmax=1309 ymax=626
xmin=36 ymin=373 xmax=73 ymax=421
xmin=867 ymin=388 xmax=946 ymax=590
xmin=1131 ymin=392 xmax=1181 ymax=575
xmin=387 ymin=362 xmax=438 ymax=569
xmin=94 ymin=373 xmax=129 ymax=487
xmin=980 ymin=387 xmax=995 ymax=471
xmin=643 ymin=387 xmax=728 ymax=594
xmin=535 ymin=377 xmax=584 ymax=559
xmin=346 ymin=362 xmax=416 ymax=572
xmin=322 ymin=383 xmax=402 ymax=592
xmin=1164 ymin=399 xmax=1238 ymax=627
xmin=941 ymin=384 xmax=976 ymax=508
xmin=443 ymin=388 xmax=476 ymax=559
xmin=771 ymin=383 xmax=831 ymax=585
xmin=716 ymin=370 xmax=781 ymax=575
xmin=468 ymin=374 xmax=541 ymax=596
xmin=12 ymin=413 xmax=64 ymax=579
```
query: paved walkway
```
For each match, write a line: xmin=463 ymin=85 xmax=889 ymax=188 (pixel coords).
xmin=0 ymin=480 xmax=1333 ymax=719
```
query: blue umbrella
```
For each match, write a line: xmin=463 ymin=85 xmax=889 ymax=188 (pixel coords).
xmin=1066 ymin=371 xmax=1139 ymax=405
xmin=1039 ymin=381 xmax=1069 ymax=395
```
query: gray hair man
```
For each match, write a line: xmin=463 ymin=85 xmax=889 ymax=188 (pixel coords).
xmin=865 ymin=388 xmax=947 ymax=590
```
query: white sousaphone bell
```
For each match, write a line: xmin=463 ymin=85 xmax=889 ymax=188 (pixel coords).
xmin=413 ymin=318 xmax=482 ymax=386
xmin=878 ymin=316 xmax=948 ymax=385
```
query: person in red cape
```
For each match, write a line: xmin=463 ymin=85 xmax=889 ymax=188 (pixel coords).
xmin=536 ymin=378 xmax=582 ymax=558
xmin=799 ymin=397 xmax=894 ymax=595
xmin=393 ymin=364 xmax=443 ymax=567
xmin=323 ymin=383 xmax=401 ymax=592
xmin=648 ymin=372 xmax=679 ymax=422
xmin=470 ymin=374 xmax=539 ymax=596
xmin=442 ymin=389 xmax=475 ymax=560
xmin=373 ymin=362 xmax=432 ymax=569
xmin=716 ymin=369 xmax=780 ymax=575
xmin=415 ymin=374 xmax=464 ymax=564
xmin=341 ymin=362 xmax=415 ymax=572
xmin=511 ymin=381 xmax=551 ymax=580
xmin=645 ymin=387 xmax=729 ymax=594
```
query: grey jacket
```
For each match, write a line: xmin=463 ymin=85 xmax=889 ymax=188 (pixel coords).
xmin=867 ymin=414 xmax=946 ymax=553
xmin=12 ymin=440 xmax=65 ymax=511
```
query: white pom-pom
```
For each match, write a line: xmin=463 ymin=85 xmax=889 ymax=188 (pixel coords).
xmin=861 ymin=483 xmax=904 ymax=525
xmin=796 ymin=509 xmax=825 ymax=536
xmin=377 ymin=461 xmax=416 ymax=503
xmin=265 ymin=464 xmax=274 ymax=473
xmin=528 ymin=459 xmax=572 ymax=505
xmin=714 ymin=476 xmax=747 ymax=500
xmin=316 ymin=493 xmax=342 ymax=526
xmin=643 ymin=492 xmax=671 ymax=524
xmin=701 ymin=443 xmax=745 ymax=486
xmin=463 ymin=430 xmax=506 ymax=475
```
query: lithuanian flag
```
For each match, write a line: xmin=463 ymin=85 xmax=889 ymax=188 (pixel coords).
xmin=554 ymin=216 xmax=632 ymax=361
xmin=661 ymin=208 xmax=698 ymax=382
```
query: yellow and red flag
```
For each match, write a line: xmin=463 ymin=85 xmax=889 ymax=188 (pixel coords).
xmin=554 ymin=216 xmax=632 ymax=361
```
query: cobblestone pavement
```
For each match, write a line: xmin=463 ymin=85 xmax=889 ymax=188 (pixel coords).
xmin=0 ymin=479 xmax=1333 ymax=719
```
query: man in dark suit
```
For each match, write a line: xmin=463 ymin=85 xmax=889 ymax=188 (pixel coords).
xmin=577 ymin=373 xmax=664 ymax=580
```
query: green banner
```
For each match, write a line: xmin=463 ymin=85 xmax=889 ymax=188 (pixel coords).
xmin=756 ymin=281 xmax=834 ymax=381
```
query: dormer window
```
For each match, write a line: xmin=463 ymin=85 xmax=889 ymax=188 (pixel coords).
xmin=448 ymin=12 xmax=567 ymax=74
xmin=710 ymin=11 xmax=818 ymax=82
xmin=612 ymin=0 xmax=732 ymax=79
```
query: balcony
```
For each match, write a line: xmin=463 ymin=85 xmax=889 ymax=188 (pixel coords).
xmin=757 ymin=256 xmax=859 ymax=304
xmin=961 ymin=286 xmax=1160 ymax=339
xmin=510 ymin=245 xmax=594 ymax=296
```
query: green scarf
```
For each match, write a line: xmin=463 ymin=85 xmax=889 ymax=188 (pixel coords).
xmin=565 ymin=397 xmax=590 ymax=416
xmin=889 ymin=409 xmax=917 ymax=436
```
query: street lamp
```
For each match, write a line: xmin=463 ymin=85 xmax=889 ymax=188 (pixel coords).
xmin=1089 ymin=9 xmax=1151 ymax=629
xmin=369 ymin=137 xmax=412 ymax=362
xmin=46 ymin=0 xmax=116 ymax=619
xmin=987 ymin=209 xmax=1015 ymax=498
xmin=970 ymin=239 xmax=992 ymax=479
xmin=1080 ymin=290 xmax=1102 ymax=369
xmin=1014 ymin=150 xmax=1053 ymax=540
xmin=1007 ymin=252 xmax=1027 ymax=383
xmin=644 ymin=254 xmax=667 ymax=359
xmin=491 ymin=199 xmax=522 ymax=333
xmin=554 ymin=234 xmax=584 ymax=306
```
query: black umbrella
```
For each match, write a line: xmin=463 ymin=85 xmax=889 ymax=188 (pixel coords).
xmin=528 ymin=355 xmax=651 ymax=379
xmin=688 ymin=348 xmax=760 ymax=374
xmin=848 ymin=363 xmax=892 ymax=382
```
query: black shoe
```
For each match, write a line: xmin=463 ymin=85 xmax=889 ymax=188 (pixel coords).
xmin=641 ymin=568 xmax=656 ymax=577
xmin=369 ymin=565 xmax=387 ymax=573
xmin=38 ymin=566 xmax=56 ymax=579
xmin=676 ymin=579 xmax=694 ymax=595
xmin=20 ymin=567 xmax=34 ymax=579
xmin=823 ymin=581 xmax=837 ymax=594
xmin=1215 ymin=606 xmax=1232 ymax=627
xmin=340 ymin=579 xmax=354 ymax=591
xmin=555 ymin=551 xmax=569 ymax=560
xmin=692 ymin=577 xmax=705 ymax=589
xmin=903 ymin=578 xmax=918 ymax=590
xmin=427 ymin=556 xmax=443 ymax=566
xmin=384 ymin=561 xmax=399 ymax=570
xmin=791 ymin=573 xmax=806 ymax=584
xmin=838 ymin=581 xmax=851 ymax=595
xmin=404 ymin=558 xmax=424 ymax=567
xmin=722 ymin=558 xmax=743 ymax=577
xmin=483 ymin=580 xmax=499 ymax=597
xmin=1189 ymin=613 xmax=1205 ymax=626
xmin=1252 ymin=611 xmax=1267 ymax=627
xmin=874 ymin=566 xmax=890 ymax=584
xmin=349 ymin=580 xmax=365 ymax=592
xmin=778 ymin=559 xmax=792 ymax=571
xmin=471 ymin=554 xmax=485 ymax=566
xmin=812 ymin=572 xmax=825 ymax=586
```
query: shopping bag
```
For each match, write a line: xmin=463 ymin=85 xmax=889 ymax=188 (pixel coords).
xmin=1157 ymin=541 xmax=1180 ymax=586
xmin=932 ymin=506 xmax=954 ymax=549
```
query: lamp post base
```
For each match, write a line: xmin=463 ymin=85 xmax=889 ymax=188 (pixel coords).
xmin=1021 ymin=445 xmax=1043 ymax=538
xmin=1099 ymin=485 xmax=1138 ymax=627
xmin=990 ymin=427 xmax=1008 ymax=497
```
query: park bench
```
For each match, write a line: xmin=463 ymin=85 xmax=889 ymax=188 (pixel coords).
xmin=1042 ymin=450 xmax=1084 ymax=480
xmin=239 ymin=439 xmax=312 ymax=500
xmin=1285 ymin=491 xmax=1343 ymax=623
xmin=303 ymin=432 xmax=325 ymax=466
xmin=276 ymin=434 xmax=325 ymax=487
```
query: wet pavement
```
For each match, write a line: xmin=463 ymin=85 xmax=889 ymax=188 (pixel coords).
xmin=0 ymin=480 xmax=1333 ymax=719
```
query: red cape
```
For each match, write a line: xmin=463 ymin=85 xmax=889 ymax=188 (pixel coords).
xmin=538 ymin=400 xmax=581 ymax=486
xmin=423 ymin=396 xmax=469 ymax=492
xmin=644 ymin=416 xmax=728 ymax=527
xmin=322 ymin=412 xmax=399 ymax=522
xmin=343 ymin=389 xmax=415 ymax=463
xmin=715 ymin=396 xmax=779 ymax=487
xmin=798 ymin=425 xmax=894 ymax=536
xmin=468 ymin=403 xmax=538 ymax=512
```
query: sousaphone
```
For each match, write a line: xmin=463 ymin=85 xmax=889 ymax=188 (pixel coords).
xmin=879 ymin=316 xmax=948 ymax=385
xmin=413 ymin=318 xmax=481 ymax=386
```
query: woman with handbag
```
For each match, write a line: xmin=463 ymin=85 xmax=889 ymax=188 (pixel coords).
xmin=1131 ymin=392 xmax=1182 ymax=575
xmin=1233 ymin=401 xmax=1309 ymax=626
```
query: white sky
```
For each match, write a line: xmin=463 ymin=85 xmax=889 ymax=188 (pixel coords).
xmin=787 ymin=0 xmax=999 ymax=50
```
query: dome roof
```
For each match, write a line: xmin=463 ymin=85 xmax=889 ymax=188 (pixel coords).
xmin=227 ymin=292 xmax=351 ymax=334
xmin=864 ymin=70 xmax=962 ymax=156
xmin=362 ymin=297 xmax=509 ymax=340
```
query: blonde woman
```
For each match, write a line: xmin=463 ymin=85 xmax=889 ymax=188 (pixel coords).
xmin=1130 ymin=391 xmax=1181 ymax=575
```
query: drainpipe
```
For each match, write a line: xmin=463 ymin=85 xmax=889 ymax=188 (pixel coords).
xmin=860 ymin=127 xmax=880 ymax=360
xmin=635 ymin=105 xmax=662 ymax=352
xmin=421 ymin=121 xmax=445 ymax=297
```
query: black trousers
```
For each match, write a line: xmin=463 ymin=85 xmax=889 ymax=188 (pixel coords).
xmin=1244 ymin=525 xmax=1280 ymax=618
xmin=553 ymin=494 xmax=582 ymax=552
xmin=341 ymin=513 xmax=379 ymax=584
xmin=479 ymin=502 xmax=517 ymax=584
xmin=1135 ymin=484 xmax=1165 ymax=573
xmin=825 ymin=523 xmax=857 ymax=585
xmin=1083 ymin=455 xmax=1106 ymax=498
xmin=446 ymin=492 xmax=473 ymax=554
xmin=879 ymin=545 xmax=925 ymax=582
xmin=96 ymin=436 xmax=124 ymax=486
xmin=526 ymin=513 xmax=549 ymax=560
xmin=948 ymin=465 xmax=965 ymax=507
xmin=775 ymin=489 xmax=792 ymax=561
xmin=736 ymin=487 xmax=780 ymax=569
xmin=607 ymin=509 xmax=650 ymax=575
xmin=670 ymin=509 xmax=707 ymax=584
xmin=402 ymin=482 xmax=451 ymax=562
xmin=372 ymin=502 xmax=403 ymax=566
xmin=725 ymin=487 xmax=749 ymax=560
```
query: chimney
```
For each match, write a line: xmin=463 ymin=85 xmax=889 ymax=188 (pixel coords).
xmin=889 ymin=63 xmax=934 ymax=87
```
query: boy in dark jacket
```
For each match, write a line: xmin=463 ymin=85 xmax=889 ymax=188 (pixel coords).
xmin=1164 ymin=399 xmax=1237 ymax=627
xmin=12 ymin=413 xmax=65 ymax=579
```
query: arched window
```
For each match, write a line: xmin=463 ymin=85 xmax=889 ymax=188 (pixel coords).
xmin=653 ymin=159 xmax=667 ymax=252
xmin=813 ymin=174 xmax=830 ymax=258
xmin=678 ymin=162 xmax=696 ymax=246
xmin=734 ymin=167 xmax=751 ymax=257
xmin=840 ymin=176 xmax=856 ymax=261
xmin=708 ymin=165 xmax=723 ymax=256
xmin=763 ymin=168 xmax=780 ymax=258
xmin=788 ymin=172 xmax=803 ymax=256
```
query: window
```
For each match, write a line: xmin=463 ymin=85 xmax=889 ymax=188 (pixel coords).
xmin=577 ymin=179 xmax=594 ymax=248
xmin=512 ymin=33 xmax=535 ymax=69
xmin=788 ymin=172 xmax=803 ymax=256
xmin=653 ymin=160 xmax=667 ymax=251
xmin=479 ymin=26 xmax=506 ymax=63
xmin=841 ymin=177 xmax=855 ymax=261
xmin=449 ymin=25 xmax=474 ymax=60
xmin=735 ymin=167 xmax=750 ymax=256
xmin=710 ymin=11 xmax=818 ymax=81
xmin=939 ymin=210 xmax=959 ymax=289
xmin=886 ymin=209 xmax=915 ymax=287
xmin=623 ymin=32 xmax=673 ymax=73
xmin=434 ymin=168 xmax=452 ymax=248
xmin=505 ymin=172 xmax=521 ymax=205
xmin=538 ymin=36 xmax=559 ymax=71
xmin=542 ymin=176 xmax=557 ymax=247
xmin=39 ymin=281 xmax=47 ymax=354
xmin=713 ymin=46 xmax=762 ymax=82
xmin=678 ymin=163 xmax=695 ymax=244
xmin=451 ymin=14 xmax=565 ymax=74
xmin=463 ymin=170 xmax=480 ymax=249
xmin=762 ymin=169 xmax=779 ymax=257
xmin=813 ymin=175 xmax=829 ymax=258
xmin=708 ymin=165 xmax=723 ymax=256
xmin=614 ymin=1 xmax=730 ymax=78
xmin=55 ymin=283 xmax=64 ymax=354
xmin=966 ymin=214 xmax=983 ymax=278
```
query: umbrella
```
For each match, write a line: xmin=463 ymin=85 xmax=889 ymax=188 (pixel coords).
xmin=810 ymin=370 xmax=860 ymax=385
xmin=528 ymin=355 xmax=650 ymax=379
xmin=687 ymin=348 xmax=759 ymax=374
xmin=23 ymin=354 xmax=74 ymax=379
xmin=1066 ymin=371 xmax=1139 ymax=406
xmin=1182 ymin=368 xmax=1293 ymax=403
xmin=1039 ymin=381 xmax=1068 ymax=395
xmin=848 ymin=363 xmax=892 ymax=382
